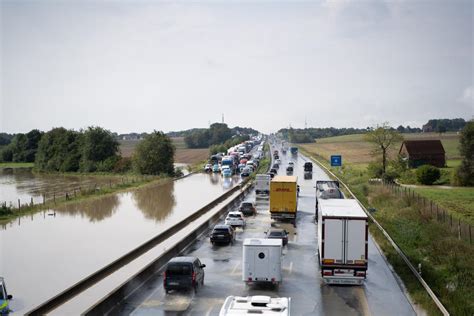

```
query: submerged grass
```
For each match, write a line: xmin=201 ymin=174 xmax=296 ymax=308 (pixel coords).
xmin=0 ymin=174 xmax=162 ymax=224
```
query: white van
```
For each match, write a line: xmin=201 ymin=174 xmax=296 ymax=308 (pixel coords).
xmin=243 ymin=238 xmax=282 ymax=285
xmin=219 ymin=295 xmax=291 ymax=315
xmin=255 ymin=174 xmax=271 ymax=195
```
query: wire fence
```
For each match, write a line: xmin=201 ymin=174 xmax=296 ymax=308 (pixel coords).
xmin=369 ymin=180 xmax=472 ymax=245
xmin=1 ymin=176 xmax=152 ymax=213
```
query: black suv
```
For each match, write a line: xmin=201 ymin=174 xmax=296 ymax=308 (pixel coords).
xmin=163 ymin=257 xmax=206 ymax=293
xmin=239 ymin=202 xmax=256 ymax=216
xmin=210 ymin=224 xmax=235 ymax=245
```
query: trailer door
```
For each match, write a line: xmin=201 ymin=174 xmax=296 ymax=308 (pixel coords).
xmin=324 ymin=219 xmax=344 ymax=263
xmin=254 ymin=248 xmax=270 ymax=280
xmin=345 ymin=219 xmax=366 ymax=263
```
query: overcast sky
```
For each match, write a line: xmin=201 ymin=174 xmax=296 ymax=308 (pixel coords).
xmin=1 ymin=0 xmax=473 ymax=134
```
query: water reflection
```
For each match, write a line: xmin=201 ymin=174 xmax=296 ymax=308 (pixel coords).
xmin=132 ymin=181 xmax=176 ymax=221
xmin=55 ymin=194 xmax=120 ymax=222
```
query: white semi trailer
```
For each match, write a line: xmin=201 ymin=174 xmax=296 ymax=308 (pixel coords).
xmin=318 ymin=199 xmax=368 ymax=285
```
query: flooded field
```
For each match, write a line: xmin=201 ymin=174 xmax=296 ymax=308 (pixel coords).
xmin=0 ymin=165 xmax=188 ymax=208
xmin=0 ymin=173 xmax=239 ymax=314
xmin=0 ymin=168 xmax=125 ymax=206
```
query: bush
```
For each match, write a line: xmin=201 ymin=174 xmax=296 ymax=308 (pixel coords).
xmin=367 ymin=161 xmax=384 ymax=178
xmin=0 ymin=146 xmax=13 ymax=162
xmin=416 ymin=165 xmax=441 ymax=185
xmin=113 ymin=157 xmax=132 ymax=173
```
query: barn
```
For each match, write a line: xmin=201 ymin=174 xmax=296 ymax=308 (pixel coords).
xmin=399 ymin=140 xmax=446 ymax=168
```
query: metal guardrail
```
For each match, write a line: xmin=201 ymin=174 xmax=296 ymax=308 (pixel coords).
xmin=25 ymin=180 xmax=246 ymax=315
xmin=309 ymin=155 xmax=450 ymax=316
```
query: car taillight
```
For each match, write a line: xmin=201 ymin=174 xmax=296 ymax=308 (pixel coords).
xmin=355 ymin=271 xmax=366 ymax=277
xmin=323 ymin=270 xmax=333 ymax=276
xmin=248 ymin=277 xmax=252 ymax=281
xmin=163 ymin=272 xmax=166 ymax=286
xmin=192 ymin=272 xmax=196 ymax=284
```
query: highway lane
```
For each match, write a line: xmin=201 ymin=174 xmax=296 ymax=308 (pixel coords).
xmin=113 ymin=147 xmax=417 ymax=315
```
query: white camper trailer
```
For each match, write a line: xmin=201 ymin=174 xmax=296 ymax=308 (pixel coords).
xmin=243 ymin=238 xmax=282 ymax=285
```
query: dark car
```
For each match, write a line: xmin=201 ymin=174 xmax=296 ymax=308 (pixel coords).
xmin=304 ymin=171 xmax=312 ymax=179
xmin=272 ymin=163 xmax=280 ymax=170
xmin=267 ymin=172 xmax=275 ymax=179
xmin=241 ymin=167 xmax=251 ymax=178
xmin=239 ymin=202 xmax=256 ymax=216
xmin=286 ymin=166 xmax=294 ymax=175
xmin=270 ymin=168 xmax=278 ymax=175
xmin=163 ymin=257 xmax=206 ymax=293
xmin=210 ymin=224 xmax=235 ymax=245
xmin=265 ymin=228 xmax=289 ymax=246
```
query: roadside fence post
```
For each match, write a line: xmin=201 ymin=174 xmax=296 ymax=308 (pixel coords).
xmin=43 ymin=194 xmax=45 ymax=205
xmin=31 ymin=197 xmax=33 ymax=206
xmin=18 ymin=199 xmax=20 ymax=211
xmin=458 ymin=219 xmax=461 ymax=240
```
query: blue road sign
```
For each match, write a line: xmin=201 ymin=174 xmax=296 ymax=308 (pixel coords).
xmin=331 ymin=155 xmax=342 ymax=167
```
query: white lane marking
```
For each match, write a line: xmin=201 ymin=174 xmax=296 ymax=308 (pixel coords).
xmin=289 ymin=261 xmax=293 ymax=275
xmin=231 ymin=262 xmax=240 ymax=274
xmin=205 ymin=305 xmax=214 ymax=316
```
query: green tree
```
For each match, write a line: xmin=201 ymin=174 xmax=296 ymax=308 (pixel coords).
xmin=80 ymin=126 xmax=119 ymax=172
xmin=416 ymin=165 xmax=441 ymax=185
xmin=35 ymin=128 xmax=82 ymax=172
xmin=209 ymin=123 xmax=232 ymax=145
xmin=133 ymin=131 xmax=175 ymax=175
xmin=455 ymin=121 xmax=474 ymax=186
xmin=364 ymin=122 xmax=404 ymax=175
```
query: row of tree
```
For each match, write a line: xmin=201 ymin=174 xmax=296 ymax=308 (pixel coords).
xmin=183 ymin=123 xmax=258 ymax=149
xmin=0 ymin=127 xmax=175 ymax=176
xmin=422 ymin=118 xmax=467 ymax=133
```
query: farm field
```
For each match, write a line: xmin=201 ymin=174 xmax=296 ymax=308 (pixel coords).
xmin=119 ymin=138 xmax=208 ymax=165
xmin=300 ymin=132 xmax=461 ymax=167
xmin=413 ymin=186 xmax=474 ymax=225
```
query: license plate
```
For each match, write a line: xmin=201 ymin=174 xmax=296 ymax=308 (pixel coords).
xmin=217 ymin=235 xmax=225 ymax=237
xmin=168 ymin=282 xmax=179 ymax=285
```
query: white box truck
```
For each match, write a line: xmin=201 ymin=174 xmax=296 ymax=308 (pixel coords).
xmin=255 ymin=174 xmax=271 ymax=195
xmin=318 ymin=199 xmax=368 ymax=285
xmin=243 ymin=238 xmax=282 ymax=286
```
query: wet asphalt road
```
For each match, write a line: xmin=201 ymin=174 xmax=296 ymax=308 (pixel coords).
xmin=114 ymin=148 xmax=417 ymax=316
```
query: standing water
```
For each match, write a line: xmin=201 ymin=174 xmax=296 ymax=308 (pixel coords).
xmin=0 ymin=173 xmax=240 ymax=314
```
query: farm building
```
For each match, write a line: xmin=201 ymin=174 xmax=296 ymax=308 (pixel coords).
xmin=399 ymin=140 xmax=446 ymax=168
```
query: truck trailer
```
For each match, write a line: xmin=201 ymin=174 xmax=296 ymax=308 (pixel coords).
xmin=243 ymin=238 xmax=282 ymax=286
xmin=318 ymin=199 xmax=368 ymax=285
xmin=255 ymin=174 xmax=271 ymax=195
xmin=269 ymin=176 xmax=298 ymax=224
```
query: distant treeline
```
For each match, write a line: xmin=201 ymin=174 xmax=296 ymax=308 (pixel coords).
xmin=422 ymin=118 xmax=467 ymax=133
xmin=183 ymin=123 xmax=259 ymax=149
xmin=277 ymin=118 xmax=466 ymax=143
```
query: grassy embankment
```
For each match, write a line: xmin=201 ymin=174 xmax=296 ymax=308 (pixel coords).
xmin=299 ymin=132 xmax=473 ymax=316
xmin=0 ymin=162 xmax=35 ymax=168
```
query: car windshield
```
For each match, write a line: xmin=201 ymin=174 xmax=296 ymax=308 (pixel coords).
xmin=166 ymin=264 xmax=192 ymax=276
xmin=269 ymin=231 xmax=284 ymax=237
xmin=213 ymin=228 xmax=229 ymax=233
xmin=229 ymin=214 xmax=241 ymax=218
xmin=242 ymin=203 xmax=252 ymax=207
xmin=0 ymin=284 xmax=5 ymax=299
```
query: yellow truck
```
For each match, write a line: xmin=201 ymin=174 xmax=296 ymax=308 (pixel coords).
xmin=269 ymin=176 xmax=298 ymax=224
